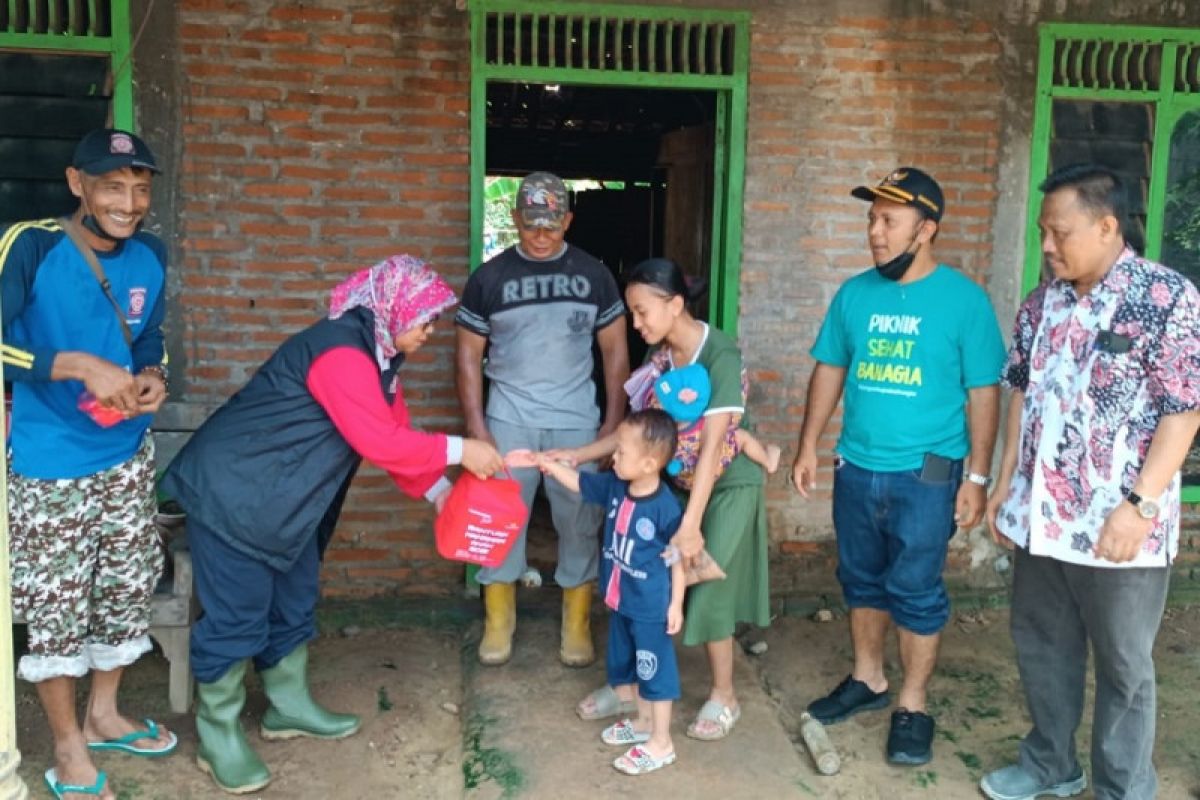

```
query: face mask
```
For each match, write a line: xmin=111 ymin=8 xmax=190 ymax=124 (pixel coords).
xmin=78 ymin=187 xmax=141 ymax=243
xmin=81 ymin=214 xmax=123 ymax=243
xmin=874 ymin=222 xmax=927 ymax=281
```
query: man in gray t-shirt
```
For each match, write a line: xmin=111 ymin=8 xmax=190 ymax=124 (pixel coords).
xmin=456 ymin=172 xmax=628 ymax=668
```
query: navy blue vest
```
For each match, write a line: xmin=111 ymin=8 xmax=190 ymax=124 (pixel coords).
xmin=162 ymin=308 xmax=403 ymax=571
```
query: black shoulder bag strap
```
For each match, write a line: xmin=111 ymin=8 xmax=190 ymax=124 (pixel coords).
xmin=58 ymin=217 xmax=133 ymax=347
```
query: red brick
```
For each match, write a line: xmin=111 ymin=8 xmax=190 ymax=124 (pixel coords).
xmin=241 ymin=29 xmax=309 ymax=45
xmin=274 ymin=51 xmax=345 ymax=68
xmin=243 ymin=183 xmax=313 ymax=199
xmin=268 ymin=7 xmax=344 ymax=23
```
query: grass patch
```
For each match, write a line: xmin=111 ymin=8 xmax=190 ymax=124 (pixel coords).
xmin=462 ymin=711 xmax=524 ymax=796
xmin=912 ymin=769 xmax=939 ymax=788
xmin=377 ymin=686 xmax=394 ymax=711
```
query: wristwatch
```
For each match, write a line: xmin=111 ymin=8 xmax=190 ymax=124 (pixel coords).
xmin=1125 ymin=490 xmax=1160 ymax=520
xmin=964 ymin=472 xmax=992 ymax=488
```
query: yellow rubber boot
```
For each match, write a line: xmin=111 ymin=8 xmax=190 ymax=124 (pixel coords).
xmin=478 ymin=582 xmax=516 ymax=665
xmin=560 ymin=583 xmax=595 ymax=667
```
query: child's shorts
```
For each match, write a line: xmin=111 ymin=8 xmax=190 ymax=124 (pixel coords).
xmin=606 ymin=612 xmax=680 ymax=701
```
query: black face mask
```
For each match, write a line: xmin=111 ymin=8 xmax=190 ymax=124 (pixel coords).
xmin=78 ymin=191 xmax=142 ymax=243
xmin=81 ymin=214 xmax=123 ymax=243
xmin=874 ymin=224 xmax=925 ymax=281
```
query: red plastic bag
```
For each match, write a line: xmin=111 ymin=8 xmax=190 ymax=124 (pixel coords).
xmin=435 ymin=470 xmax=527 ymax=568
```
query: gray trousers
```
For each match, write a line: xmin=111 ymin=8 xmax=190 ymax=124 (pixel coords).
xmin=475 ymin=417 xmax=603 ymax=588
xmin=1011 ymin=546 xmax=1169 ymax=800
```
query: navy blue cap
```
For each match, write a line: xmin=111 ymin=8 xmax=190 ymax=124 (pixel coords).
xmin=72 ymin=129 xmax=160 ymax=176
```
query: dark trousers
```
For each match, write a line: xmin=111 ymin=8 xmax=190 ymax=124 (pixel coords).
xmin=1011 ymin=546 xmax=1168 ymax=800
xmin=189 ymin=517 xmax=319 ymax=683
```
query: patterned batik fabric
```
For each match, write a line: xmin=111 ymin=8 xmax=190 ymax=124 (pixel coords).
xmin=9 ymin=435 xmax=162 ymax=681
xmin=996 ymin=248 xmax=1200 ymax=567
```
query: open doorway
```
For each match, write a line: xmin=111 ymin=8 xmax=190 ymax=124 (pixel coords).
xmin=465 ymin=3 xmax=751 ymax=590
xmin=485 ymin=81 xmax=718 ymax=362
xmin=483 ymin=81 xmax=719 ymax=584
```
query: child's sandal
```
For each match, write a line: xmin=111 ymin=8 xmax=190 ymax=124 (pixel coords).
xmin=601 ymin=719 xmax=651 ymax=746
xmin=613 ymin=745 xmax=676 ymax=775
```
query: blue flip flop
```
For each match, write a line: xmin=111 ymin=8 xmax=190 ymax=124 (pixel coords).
xmin=86 ymin=717 xmax=178 ymax=757
xmin=44 ymin=767 xmax=107 ymax=799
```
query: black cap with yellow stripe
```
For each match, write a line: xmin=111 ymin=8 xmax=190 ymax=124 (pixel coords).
xmin=852 ymin=167 xmax=944 ymax=222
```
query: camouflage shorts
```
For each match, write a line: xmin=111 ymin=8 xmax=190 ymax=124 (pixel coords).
xmin=9 ymin=436 xmax=162 ymax=682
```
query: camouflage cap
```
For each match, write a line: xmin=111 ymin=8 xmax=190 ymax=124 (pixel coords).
xmin=515 ymin=172 xmax=569 ymax=229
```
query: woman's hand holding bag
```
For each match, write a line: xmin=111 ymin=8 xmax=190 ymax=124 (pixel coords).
xmin=461 ymin=438 xmax=504 ymax=478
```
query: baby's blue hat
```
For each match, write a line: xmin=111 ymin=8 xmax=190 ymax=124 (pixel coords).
xmin=654 ymin=364 xmax=711 ymax=424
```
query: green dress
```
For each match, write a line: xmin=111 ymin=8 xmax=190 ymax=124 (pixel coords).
xmin=658 ymin=324 xmax=771 ymax=646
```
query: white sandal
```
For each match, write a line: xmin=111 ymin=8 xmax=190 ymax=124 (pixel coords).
xmin=613 ymin=745 xmax=676 ymax=775
xmin=601 ymin=719 xmax=651 ymax=746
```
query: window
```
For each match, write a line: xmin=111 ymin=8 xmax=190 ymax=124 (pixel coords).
xmin=0 ymin=1 xmax=135 ymax=223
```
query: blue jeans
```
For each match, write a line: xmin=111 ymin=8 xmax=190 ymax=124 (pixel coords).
xmin=832 ymin=456 xmax=960 ymax=635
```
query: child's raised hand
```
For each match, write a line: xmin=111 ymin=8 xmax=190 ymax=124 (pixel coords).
xmin=540 ymin=448 xmax=579 ymax=468
xmin=503 ymin=448 xmax=539 ymax=469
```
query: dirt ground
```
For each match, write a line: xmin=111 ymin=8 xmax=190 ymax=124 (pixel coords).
xmin=13 ymin=627 xmax=466 ymax=799
xmin=757 ymin=605 xmax=1200 ymax=799
xmin=11 ymin=603 xmax=1200 ymax=799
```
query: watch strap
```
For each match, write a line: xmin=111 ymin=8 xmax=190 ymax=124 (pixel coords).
xmin=965 ymin=472 xmax=991 ymax=487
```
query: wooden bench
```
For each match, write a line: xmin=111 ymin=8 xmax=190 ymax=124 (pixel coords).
xmin=149 ymin=522 xmax=196 ymax=714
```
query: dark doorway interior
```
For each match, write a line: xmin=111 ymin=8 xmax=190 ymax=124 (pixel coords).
xmin=0 ymin=53 xmax=112 ymax=225
xmin=485 ymin=81 xmax=718 ymax=584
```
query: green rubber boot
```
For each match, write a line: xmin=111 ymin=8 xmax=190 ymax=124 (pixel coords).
xmin=259 ymin=644 xmax=361 ymax=740
xmin=195 ymin=660 xmax=271 ymax=795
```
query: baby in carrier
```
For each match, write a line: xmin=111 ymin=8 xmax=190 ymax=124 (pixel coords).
xmin=627 ymin=352 xmax=780 ymax=489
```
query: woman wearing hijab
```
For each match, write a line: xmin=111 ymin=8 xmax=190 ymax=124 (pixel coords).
xmin=161 ymin=255 xmax=503 ymax=794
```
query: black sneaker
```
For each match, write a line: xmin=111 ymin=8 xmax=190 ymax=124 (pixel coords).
xmin=806 ymin=675 xmax=890 ymax=725
xmin=887 ymin=708 xmax=934 ymax=765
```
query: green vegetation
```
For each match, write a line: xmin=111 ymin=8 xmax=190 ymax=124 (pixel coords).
xmin=462 ymin=711 xmax=524 ymax=796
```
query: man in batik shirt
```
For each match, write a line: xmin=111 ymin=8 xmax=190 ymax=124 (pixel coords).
xmin=982 ymin=163 xmax=1200 ymax=800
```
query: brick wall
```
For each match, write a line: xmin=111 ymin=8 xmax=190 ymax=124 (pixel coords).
xmin=171 ymin=0 xmax=1197 ymax=598
xmin=739 ymin=9 xmax=1005 ymax=559
xmin=177 ymin=0 xmax=471 ymax=596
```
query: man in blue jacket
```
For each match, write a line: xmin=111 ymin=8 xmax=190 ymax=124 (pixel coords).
xmin=1 ymin=129 xmax=176 ymax=799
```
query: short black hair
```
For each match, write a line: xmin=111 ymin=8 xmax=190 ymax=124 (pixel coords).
xmin=622 ymin=409 xmax=677 ymax=469
xmin=1039 ymin=163 xmax=1128 ymax=234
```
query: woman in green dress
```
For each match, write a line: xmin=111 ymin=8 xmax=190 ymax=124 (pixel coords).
xmin=565 ymin=257 xmax=770 ymax=740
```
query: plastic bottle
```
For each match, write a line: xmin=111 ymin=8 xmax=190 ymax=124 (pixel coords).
xmin=799 ymin=712 xmax=841 ymax=775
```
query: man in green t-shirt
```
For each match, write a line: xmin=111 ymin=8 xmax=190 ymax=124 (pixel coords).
xmin=791 ymin=167 xmax=1005 ymax=766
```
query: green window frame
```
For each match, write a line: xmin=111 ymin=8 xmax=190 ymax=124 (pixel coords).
xmin=468 ymin=0 xmax=751 ymax=333
xmin=1025 ymin=22 xmax=1200 ymax=503
xmin=0 ymin=1 xmax=135 ymax=128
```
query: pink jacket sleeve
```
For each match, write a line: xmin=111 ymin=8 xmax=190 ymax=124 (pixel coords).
xmin=306 ymin=347 xmax=447 ymax=499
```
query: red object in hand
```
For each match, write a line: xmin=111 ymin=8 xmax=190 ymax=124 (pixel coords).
xmin=435 ymin=470 xmax=527 ymax=568
xmin=78 ymin=392 xmax=126 ymax=428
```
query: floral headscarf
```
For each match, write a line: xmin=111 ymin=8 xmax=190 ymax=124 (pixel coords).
xmin=328 ymin=254 xmax=457 ymax=358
